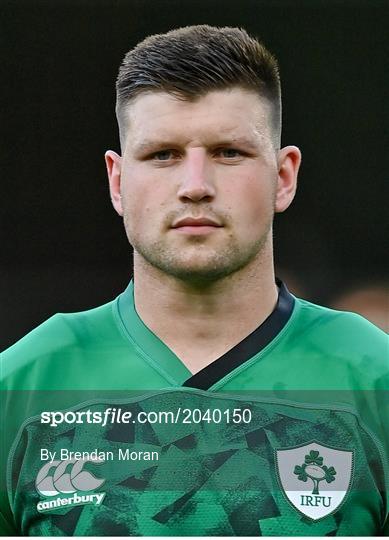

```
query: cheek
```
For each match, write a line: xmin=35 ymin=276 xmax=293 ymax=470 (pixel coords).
xmin=230 ymin=175 xmax=275 ymax=226
xmin=121 ymin=175 xmax=170 ymax=229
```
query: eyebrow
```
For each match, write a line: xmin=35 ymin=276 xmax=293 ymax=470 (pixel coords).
xmin=133 ymin=136 xmax=261 ymax=155
xmin=133 ymin=140 xmax=178 ymax=154
xmin=212 ymin=137 xmax=260 ymax=151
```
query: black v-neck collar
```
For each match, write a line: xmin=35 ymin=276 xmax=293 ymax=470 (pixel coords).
xmin=182 ymin=279 xmax=295 ymax=390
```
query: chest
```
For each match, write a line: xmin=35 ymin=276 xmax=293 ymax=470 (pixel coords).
xmin=8 ymin=391 xmax=386 ymax=535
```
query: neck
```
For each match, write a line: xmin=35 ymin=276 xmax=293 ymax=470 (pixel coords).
xmin=132 ymin=242 xmax=278 ymax=373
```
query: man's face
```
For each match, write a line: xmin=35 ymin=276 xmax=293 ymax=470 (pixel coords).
xmin=108 ymin=88 xmax=296 ymax=285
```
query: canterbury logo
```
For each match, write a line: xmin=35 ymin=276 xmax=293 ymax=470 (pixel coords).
xmin=36 ymin=458 xmax=105 ymax=496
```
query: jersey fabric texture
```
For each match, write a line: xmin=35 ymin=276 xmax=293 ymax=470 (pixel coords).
xmin=1 ymin=280 xmax=388 ymax=536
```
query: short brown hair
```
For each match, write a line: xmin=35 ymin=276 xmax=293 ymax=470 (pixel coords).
xmin=116 ymin=25 xmax=281 ymax=148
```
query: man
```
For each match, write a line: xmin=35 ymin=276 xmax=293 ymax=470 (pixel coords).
xmin=1 ymin=25 xmax=388 ymax=536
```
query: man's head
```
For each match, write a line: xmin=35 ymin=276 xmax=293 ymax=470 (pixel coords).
xmin=106 ymin=26 xmax=301 ymax=287
xmin=116 ymin=25 xmax=282 ymax=151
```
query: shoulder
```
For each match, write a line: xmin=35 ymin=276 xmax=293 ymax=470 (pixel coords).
xmin=1 ymin=299 xmax=120 ymax=384
xmin=291 ymin=297 xmax=388 ymax=378
xmin=296 ymin=296 xmax=387 ymax=340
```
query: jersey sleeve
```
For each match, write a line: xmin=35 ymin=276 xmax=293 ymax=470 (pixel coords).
xmin=0 ymin=510 xmax=17 ymax=536
xmin=382 ymin=517 xmax=389 ymax=535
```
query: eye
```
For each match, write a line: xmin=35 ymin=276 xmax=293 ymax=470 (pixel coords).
xmin=216 ymin=148 xmax=242 ymax=159
xmin=151 ymin=150 xmax=177 ymax=161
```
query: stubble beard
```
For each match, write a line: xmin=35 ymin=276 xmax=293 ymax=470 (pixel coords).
xmin=127 ymin=221 xmax=273 ymax=287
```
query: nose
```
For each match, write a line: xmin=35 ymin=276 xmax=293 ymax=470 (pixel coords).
xmin=177 ymin=148 xmax=216 ymax=202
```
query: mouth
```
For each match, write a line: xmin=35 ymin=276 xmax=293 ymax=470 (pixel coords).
xmin=171 ymin=217 xmax=223 ymax=235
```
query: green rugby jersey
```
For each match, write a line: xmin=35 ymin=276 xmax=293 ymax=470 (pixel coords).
xmin=1 ymin=280 xmax=388 ymax=536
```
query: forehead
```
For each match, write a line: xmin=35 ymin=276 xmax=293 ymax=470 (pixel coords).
xmin=122 ymin=88 xmax=273 ymax=150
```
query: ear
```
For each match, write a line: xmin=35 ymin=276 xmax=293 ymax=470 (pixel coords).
xmin=105 ymin=150 xmax=123 ymax=216
xmin=275 ymin=145 xmax=302 ymax=213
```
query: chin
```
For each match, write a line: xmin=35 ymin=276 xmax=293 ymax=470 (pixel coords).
xmin=135 ymin=238 xmax=264 ymax=282
xmin=163 ymin=260 xmax=242 ymax=284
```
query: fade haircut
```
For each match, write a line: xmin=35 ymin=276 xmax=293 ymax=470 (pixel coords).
xmin=116 ymin=25 xmax=281 ymax=149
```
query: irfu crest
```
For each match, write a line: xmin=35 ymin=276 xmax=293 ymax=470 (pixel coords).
xmin=294 ymin=450 xmax=336 ymax=495
xmin=276 ymin=442 xmax=353 ymax=521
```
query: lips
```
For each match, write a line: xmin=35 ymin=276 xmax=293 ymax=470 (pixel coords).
xmin=171 ymin=217 xmax=222 ymax=228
